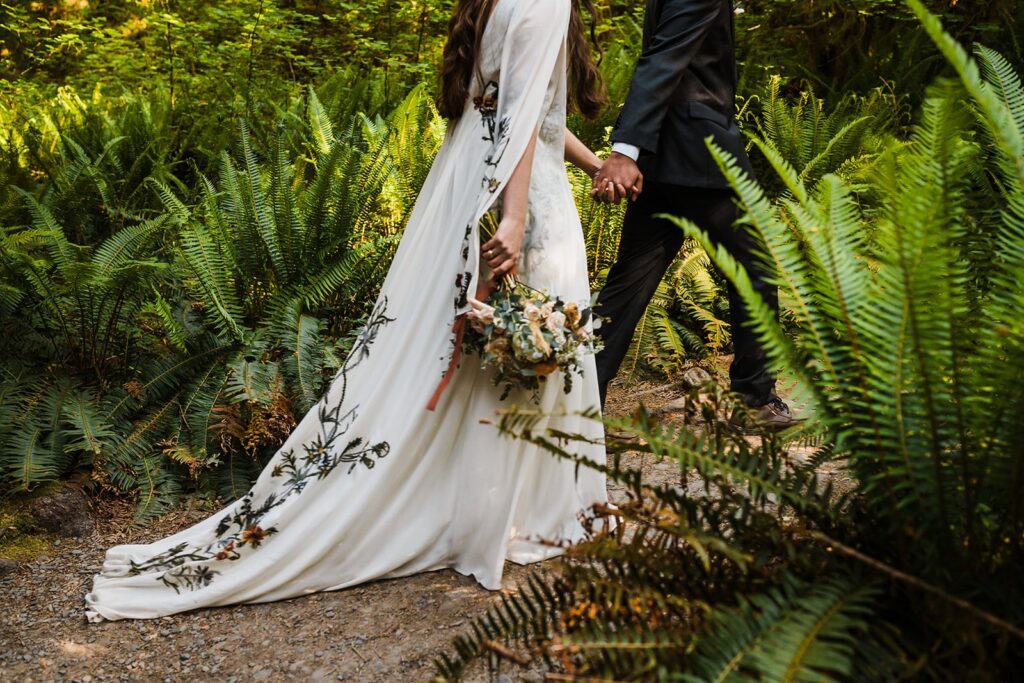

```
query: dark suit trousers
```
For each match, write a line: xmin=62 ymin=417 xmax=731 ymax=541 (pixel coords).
xmin=594 ymin=181 xmax=778 ymax=407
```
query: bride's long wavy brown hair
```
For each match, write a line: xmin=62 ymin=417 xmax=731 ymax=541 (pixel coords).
xmin=438 ymin=0 xmax=607 ymax=121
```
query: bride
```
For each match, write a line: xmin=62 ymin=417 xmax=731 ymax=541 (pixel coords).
xmin=85 ymin=0 xmax=614 ymax=622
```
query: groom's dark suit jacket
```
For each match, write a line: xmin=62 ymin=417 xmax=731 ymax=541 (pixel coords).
xmin=611 ymin=0 xmax=754 ymax=188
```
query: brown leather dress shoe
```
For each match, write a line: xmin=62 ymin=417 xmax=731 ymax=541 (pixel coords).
xmin=604 ymin=430 xmax=648 ymax=450
xmin=730 ymin=395 xmax=804 ymax=431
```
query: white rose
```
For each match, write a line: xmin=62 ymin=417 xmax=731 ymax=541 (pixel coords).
xmin=545 ymin=311 xmax=566 ymax=334
xmin=523 ymin=303 xmax=542 ymax=322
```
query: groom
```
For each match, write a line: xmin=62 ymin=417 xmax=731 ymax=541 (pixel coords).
xmin=591 ymin=0 xmax=796 ymax=427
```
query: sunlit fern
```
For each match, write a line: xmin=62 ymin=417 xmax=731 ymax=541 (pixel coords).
xmin=438 ymin=11 xmax=1024 ymax=679
xmin=746 ymin=74 xmax=902 ymax=195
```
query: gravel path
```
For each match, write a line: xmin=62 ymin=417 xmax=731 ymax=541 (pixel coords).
xmin=2 ymin=518 xmax=534 ymax=682
xmin=0 ymin=378 xmax=751 ymax=683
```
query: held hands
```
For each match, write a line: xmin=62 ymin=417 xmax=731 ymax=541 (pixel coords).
xmin=591 ymin=152 xmax=643 ymax=204
xmin=481 ymin=215 xmax=525 ymax=278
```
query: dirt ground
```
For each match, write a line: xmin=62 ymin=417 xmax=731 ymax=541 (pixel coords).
xmin=0 ymin=377 xmax=765 ymax=683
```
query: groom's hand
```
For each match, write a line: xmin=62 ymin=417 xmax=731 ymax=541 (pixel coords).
xmin=592 ymin=152 xmax=643 ymax=204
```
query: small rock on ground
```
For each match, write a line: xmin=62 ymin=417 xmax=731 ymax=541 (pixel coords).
xmin=27 ymin=485 xmax=95 ymax=538
xmin=0 ymin=558 xmax=17 ymax=578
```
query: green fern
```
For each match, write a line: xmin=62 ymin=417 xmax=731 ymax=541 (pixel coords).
xmin=749 ymin=75 xmax=899 ymax=196
xmin=440 ymin=13 xmax=1024 ymax=681
xmin=61 ymin=390 xmax=116 ymax=457
xmin=686 ymin=577 xmax=883 ymax=683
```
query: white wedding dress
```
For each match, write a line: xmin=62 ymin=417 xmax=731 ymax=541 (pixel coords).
xmin=85 ymin=0 xmax=608 ymax=622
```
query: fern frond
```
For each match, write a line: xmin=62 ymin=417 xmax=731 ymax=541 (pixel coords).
xmin=150 ymin=288 xmax=189 ymax=352
xmin=131 ymin=453 xmax=183 ymax=523
xmin=91 ymin=216 xmax=168 ymax=271
xmin=301 ymin=236 xmax=400 ymax=308
xmin=306 ymin=87 xmax=335 ymax=155
xmin=176 ymin=221 xmax=246 ymax=341
xmin=61 ymin=390 xmax=116 ymax=457
xmin=436 ymin=572 xmax=573 ymax=680
xmin=1 ymin=423 xmax=52 ymax=490
xmin=238 ymin=119 xmax=291 ymax=283
xmin=908 ymin=1 xmax=1023 ymax=182
xmin=14 ymin=189 xmax=84 ymax=270
xmin=688 ymin=576 xmax=882 ymax=683
xmin=147 ymin=178 xmax=192 ymax=226
xmin=266 ymin=295 xmax=326 ymax=411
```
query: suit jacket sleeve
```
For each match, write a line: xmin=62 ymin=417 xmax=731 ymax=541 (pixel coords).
xmin=611 ymin=0 xmax=720 ymax=154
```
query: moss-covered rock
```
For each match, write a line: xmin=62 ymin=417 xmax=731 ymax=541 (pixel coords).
xmin=0 ymin=483 xmax=83 ymax=564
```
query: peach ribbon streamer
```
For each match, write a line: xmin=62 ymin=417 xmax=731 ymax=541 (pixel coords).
xmin=426 ymin=278 xmax=497 ymax=411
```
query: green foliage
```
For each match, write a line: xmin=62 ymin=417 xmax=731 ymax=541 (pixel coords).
xmin=436 ymin=10 xmax=1024 ymax=681
xmin=436 ymin=391 xmax=881 ymax=680
xmin=0 ymin=83 xmax=441 ymax=519
xmin=0 ymin=2 xmax=1021 ymax=673
xmin=0 ymin=1 xmax=455 ymax=114
xmin=7 ymin=0 xmax=1014 ymax=115
xmin=744 ymin=76 xmax=902 ymax=192
xmin=737 ymin=0 xmax=1022 ymax=95
xmin=8 ymin=0 xmax=1000 ymax=518
xmin=614 ymin=246 xmax=730 ymax=383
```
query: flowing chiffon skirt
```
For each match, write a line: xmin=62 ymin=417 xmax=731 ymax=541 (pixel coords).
xmin=85 ymin=0 xmax=608 ymax=622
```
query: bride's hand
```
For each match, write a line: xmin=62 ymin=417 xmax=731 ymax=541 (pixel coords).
xmin=481 ymin=215 xmax=524 ymax=278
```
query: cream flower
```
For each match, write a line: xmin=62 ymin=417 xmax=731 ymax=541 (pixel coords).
xmin=466 ymin=299 xmax=496 ymax=331
xmin=484 ymin=334 xmax=510 ymax=360
xmin=546 ymin=311 xmax=567 ymax=334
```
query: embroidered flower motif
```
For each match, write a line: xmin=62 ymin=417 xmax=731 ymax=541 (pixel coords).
xmin=240 ymin=525 xmax=268 ymax=547
xmin=473 ymin=82 xmax=498 ymax=116
xmin=455 ymin=270 xmax=473 ymax=309
xmin=215 ymin=540 xmax=237 ymax=561
xmin=475 ymin=80 xmax=510 ymax=194
xmin=474 ymin=80 xmax=500 ymax=143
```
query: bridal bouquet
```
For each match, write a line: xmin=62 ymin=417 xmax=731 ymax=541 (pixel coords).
xmin=462 ymin=212 xmax=602 ymax=401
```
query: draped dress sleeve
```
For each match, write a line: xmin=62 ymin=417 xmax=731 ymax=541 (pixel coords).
xmin=450 ymin=0 xmax=572 ymax=318
xmin=427 ymin=0 xmax=572 ymax=408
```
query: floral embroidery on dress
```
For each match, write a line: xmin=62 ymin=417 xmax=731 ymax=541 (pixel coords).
xmin=452 ymin=78 xmax=508 ymax=318
xmin=474 ymin=80 xmax=500 ymax=143
xmin=127 ymin=299 xmax=396 ymax=593
xmin=474 ymin=80 xmax=510 ymax=194
xmin=454 ymin=222 xmax=475 ymax=312
xmin=482 ymin=117 xmax=511 ymax=193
